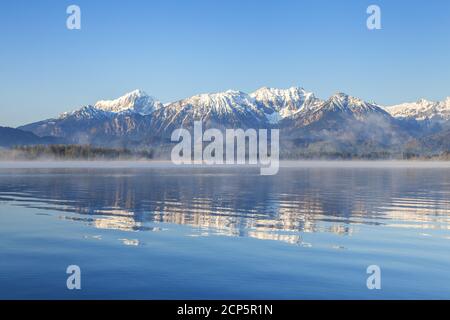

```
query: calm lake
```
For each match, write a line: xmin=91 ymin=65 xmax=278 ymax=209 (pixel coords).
xmin=1 ymin=162 xmax=450 ymax=299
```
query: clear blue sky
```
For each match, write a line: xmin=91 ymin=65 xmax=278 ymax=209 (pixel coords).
xmin=1 ymin=0 xmax=449 ymax=127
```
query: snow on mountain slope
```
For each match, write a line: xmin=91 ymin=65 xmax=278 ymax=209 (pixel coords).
xmin=58 ymin=89 xmax=163 ymax=120
xmin=251 ymin=87 xmax=322 ymax=123
xmin=94 ymin=89 xmax=163 ymax=115
xmin=59 ymin=105 xmax=112 ymax=120
xmin=385 ymin=97 xmax=450 ymax=121
xmin=177 ymin=90 xmax=261 ymax=116
xmin=151 ymin=90 xmax=267 ymax=132
xmin=286 ymin=92 xmax=393 ymax=129
xmin=322 ymin=92 xmax=389 ymax=116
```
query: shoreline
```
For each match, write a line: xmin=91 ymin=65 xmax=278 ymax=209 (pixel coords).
xmin=1 ymin=159 xmax=450 ymax=169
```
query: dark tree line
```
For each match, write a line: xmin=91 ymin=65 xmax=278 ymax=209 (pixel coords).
xmin=0 ymin=145 xmax=154 ymax=160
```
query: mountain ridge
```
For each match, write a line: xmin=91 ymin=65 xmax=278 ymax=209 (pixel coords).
xmin=0 ymin=126 xmax=63 ymax=147
xmin=385 ymin=97 xmax=450 ymax=121
xmin=21 ymin=87 xmax=450 ymax=124
xmin=15 ymin=87 xmax=450 ymax=157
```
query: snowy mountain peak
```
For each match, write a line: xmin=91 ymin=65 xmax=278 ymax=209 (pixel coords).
xmin=252 ymin=86 xmax=307 ymax=95
xmin=329 ymin=92 xmax=346 ymax=101
xmin=152 ymin=89 xmax=266 ymax=131
xmin=331 ymin=92 xmax=372 ymax=105
xmin=324 ymin=93 xmax=387 ymax=116
xmin=386 ymin=97 xmax=450 ymax=121
xmin=328 ymin=92 xmax=358 ymax=107
xmin=329 ymin=92 xmax=363 ymax=103
xmin=94 ymin=89 xmax=163 ymax=115
xmin=178 ymin=90 xmax=257 ymax=115
xmin=251 ymin=86 xmax=313 ymax=102
xmin=251 ymin=86 xmax=322 ymax=123
xmin=59 ymin=105 xmax=108 ymax=120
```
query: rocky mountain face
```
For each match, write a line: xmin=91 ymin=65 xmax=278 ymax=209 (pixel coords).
xmin=279 ymin=93 xmax=413 ymax=156
xmin=16 ymin=88 xmax=450 ymax=158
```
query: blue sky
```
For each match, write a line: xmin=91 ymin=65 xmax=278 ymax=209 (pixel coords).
xmin=1 ymin=0 xmax=449 ymax=127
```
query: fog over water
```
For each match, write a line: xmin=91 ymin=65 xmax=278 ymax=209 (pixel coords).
xmin=1 ymin=160 xmax=450 ymax=169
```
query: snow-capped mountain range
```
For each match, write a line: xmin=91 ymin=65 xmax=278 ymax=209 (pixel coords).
xmin=51 ymin=87 xmax=450 ymax=123
xmin=16 ymin=87 xmax=450 ymax=156
xmin=57 ymin=87 xmax=321 ymax=125
xmin=385 ymin=97 xmax=450 ymax=121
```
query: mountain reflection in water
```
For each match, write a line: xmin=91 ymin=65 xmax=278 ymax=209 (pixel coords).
xmin=1 ymin=166 xmax=450 ymax=246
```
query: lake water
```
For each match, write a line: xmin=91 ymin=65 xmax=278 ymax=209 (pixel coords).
xmin=1 ymin=162 xmax=450 ymax=299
